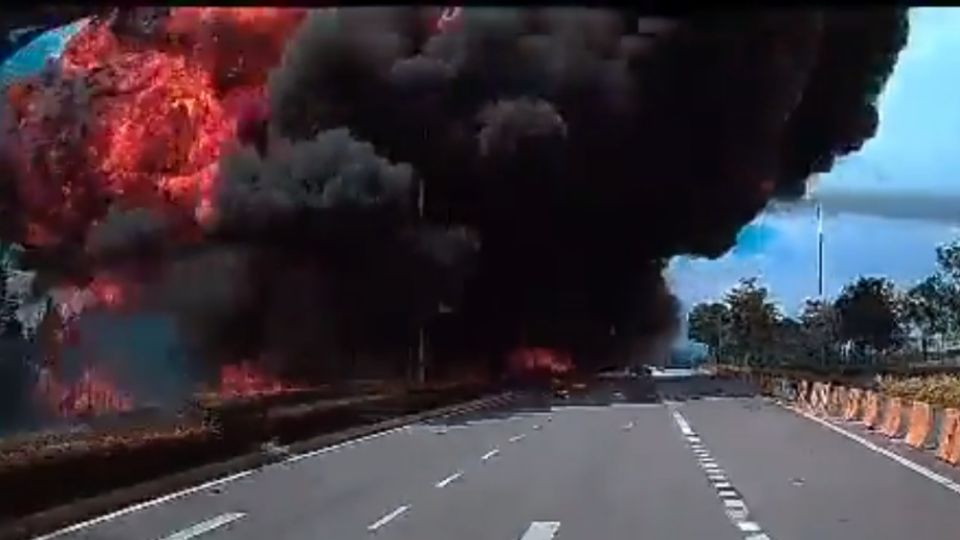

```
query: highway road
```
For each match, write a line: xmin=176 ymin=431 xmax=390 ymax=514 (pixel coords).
xmin=38 ymin=374 xmax=960 ymax=540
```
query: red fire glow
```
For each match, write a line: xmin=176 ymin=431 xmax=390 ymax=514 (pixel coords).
xmin=436 ymin=7 xmax=463 ymax=33
xmin=507 ymin=347 xmax=574 ymax=377
xmin=217 ymin=361 xmax=298 ymax=399
xmin=36 ymin=366 xmax=134 ymax=418
xmin=4 ymin=9 xmax=313 ymax=418
xmin=4 ymin=8 xmax=307 ymax=250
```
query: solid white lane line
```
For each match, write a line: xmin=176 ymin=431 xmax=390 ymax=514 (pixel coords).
xmin=788 ymin=405 xmax=960 ymax=496
xmin=481 ymin=448 xmax=500 ymax=461
xmin=509 ymin=434 xmax=526 ymax=443
xmin=435 ymin=471 xmax=464 ymax=488
xmin=367 ymin=505 xmax=410 ymax=532
xmin=39 ymin=398 xmax=509 ymax=540
xmin=519 ymin=521 xmax=562 ymax=540
xmin=285 ymin=425 xmax=411 ymax=464
xmin=159 ymin=512 xmax=246 ymax=540
xmin=34 ymin=472 xmax=254 ymax=540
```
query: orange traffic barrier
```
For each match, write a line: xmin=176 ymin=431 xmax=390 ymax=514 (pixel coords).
xmin=830 ymin=386 xmax=847 ymax=417
xmin=881 ymin=397 xmax=905 ymax=438
xmin=863 ymin=391 xmax=882 ymax=429
xmin=843 ymin=388 xmax=863 ymax=421
xmin=810 ymin=382 xmax=825 ymax=413
xmin=936 ymin=408 xmax=960 ymax=465
xmin=905 ymin=401 xmax=934 ymax=449
xmin=796 ymin=380 xmax=809 ymax=409
xmin=809 ymin=382 xmax=821 ymax=411
xmin=817 ymin=383 xmax=832 ymax=415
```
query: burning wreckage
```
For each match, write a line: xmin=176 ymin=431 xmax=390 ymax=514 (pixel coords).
xmin=0 ymin=8 xmax=907 ymax=426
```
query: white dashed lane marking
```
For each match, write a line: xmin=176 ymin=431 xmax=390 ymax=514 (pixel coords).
xmin=367 ymin=505 xmax=410 ymax=532
xmin=481 ymin=448 xmax=500 ymax=461
xmin=671 ymin=409 xmax=775 ymax=540
xmin=434 ymin=471 xmax=463 ymax=489
xmin=519 ymin=521 xmax=561 ymax=540
xmin=159 ymin=512 xmax=246 ymax=540
xmin=508 ymin=434 xmax=526 ymax=443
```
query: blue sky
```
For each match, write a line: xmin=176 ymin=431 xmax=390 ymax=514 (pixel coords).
xmin=669 ymin=8 xmax=960 ymax=315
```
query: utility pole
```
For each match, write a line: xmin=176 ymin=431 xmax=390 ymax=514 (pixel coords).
xmin=817 ymin=202 xmax=824 ymax=299
xmin=817 ymin=202 xmax=827 ymax=368
xmin=416 ymin=178 xmax=426 ymax=385
xmin=716 ymin=314 xmax=724 ymax=368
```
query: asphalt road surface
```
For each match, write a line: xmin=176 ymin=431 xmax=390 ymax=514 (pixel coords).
xmin=39 ymin=373 xmax=960 ymax=540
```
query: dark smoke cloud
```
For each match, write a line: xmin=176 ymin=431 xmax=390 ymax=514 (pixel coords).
xmin=86 ymin=207 xmax=169 ymax=258
xmin=0 ymin=8 xmax=908 ymax=376
xmin=200 ymin=126 xmax=477 ymax=377
xmin=216 ymin=128 xmax=414 ymax=231
xmin=258 ymin=8 xmax=907 ymax=370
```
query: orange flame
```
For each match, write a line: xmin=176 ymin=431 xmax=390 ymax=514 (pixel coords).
xmin=507 ymin=347 xmax=574 ymax=377
xmin=11 ymin=10 xmax=314 ymax=420
xmin=5 ymin=8 xmax=307 ymax=249
xmin=36 ymin=366 xmax=134 ymax=418
xmin=217 ymin=361 xmax=298 ymax=399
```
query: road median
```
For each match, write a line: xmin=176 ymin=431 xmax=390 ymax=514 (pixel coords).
xmin=0 ymin=386 xmax=515 ymax=540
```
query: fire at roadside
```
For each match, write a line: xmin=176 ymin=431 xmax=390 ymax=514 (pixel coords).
xmin=0 ymin=7 xmax=908 ymax=433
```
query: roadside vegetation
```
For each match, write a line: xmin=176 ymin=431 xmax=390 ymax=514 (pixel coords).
xmin=878 ymin=374 xmax=960 ymax=408
xmin=689 ymin=239 xmax=960 ymax=404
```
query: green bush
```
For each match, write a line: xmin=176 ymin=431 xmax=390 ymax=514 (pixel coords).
xmin=879 ymin=374 xmax=960 ymax=408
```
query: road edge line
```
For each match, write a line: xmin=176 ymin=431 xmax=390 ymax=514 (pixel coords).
xmin=784 ymin=404 xmax=960 ymax=496
xmin=12 ymin=392 xmax=515 ymax=540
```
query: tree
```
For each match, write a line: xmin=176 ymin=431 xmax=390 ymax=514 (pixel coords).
xmin=0 ymin=243 xmax=22 ymax=338
xmin=723 ymin=278 xmax=781 ymax=366
xmin=936 ymin=240 xmax=960 ymax=284
xmin=771 ymin=316 xmax=806 ymax=366
xmin=902 ymin=274 xmax=953 ymax=359
xmin=799 ymin=298 xmax=840 ymax=367
xmin=931 ymin=240 xmax=960 ymax=333
xmin=834 ymin=276 xmax=902 ymax=361
xmin=688 ymin=302 xmax=730 ymax=361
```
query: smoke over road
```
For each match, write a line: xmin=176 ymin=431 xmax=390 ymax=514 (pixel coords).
xmin=0 ymin=8 xmax=907 ymax=384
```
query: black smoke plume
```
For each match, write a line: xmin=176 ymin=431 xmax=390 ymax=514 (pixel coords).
xmin=260 ymin=8 xmax=907 ymax=370
xmin=0 ymin=8 xmax=908 ymax=377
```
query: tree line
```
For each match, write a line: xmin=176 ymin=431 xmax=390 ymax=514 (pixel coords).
xmin=688 ymin=240 xmax=960 ymax=369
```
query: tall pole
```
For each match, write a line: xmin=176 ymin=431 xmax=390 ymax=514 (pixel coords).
xmin=416 ymin=179 xmax=426 ymax=384
xmin=817 ymin=202 xmax=824 ymax=299
xmin=817 ymin=202 xmax=827 ymax=367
